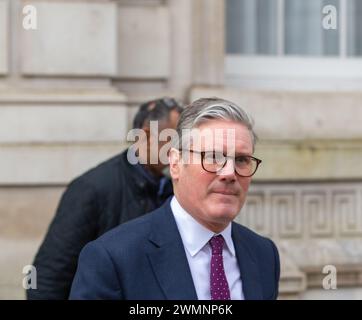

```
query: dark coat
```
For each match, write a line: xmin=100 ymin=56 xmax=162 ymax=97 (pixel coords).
xmin=27 ymin=150 xmax=173 ymax=300
xmin=69 ymin=197 xmax=280 ymax=300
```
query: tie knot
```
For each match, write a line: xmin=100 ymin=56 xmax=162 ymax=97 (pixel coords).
xmin=209 ymin=235 xmax=224 ymax=255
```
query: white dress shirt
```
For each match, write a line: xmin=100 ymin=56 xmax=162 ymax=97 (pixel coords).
xmin=170 ymin=196 xmax=244 ymax=300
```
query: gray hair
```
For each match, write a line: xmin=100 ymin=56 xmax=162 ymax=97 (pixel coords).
xmin=175 ymin=97 xmax=257 ymax=150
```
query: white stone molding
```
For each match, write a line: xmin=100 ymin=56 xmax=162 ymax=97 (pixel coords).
xmin=240 ymin=182 xmax=362 ymax=240
xmin=0 ymin=0 xmax=9 ymax=75
xmin=117 ymin=5 xmax=170 ymax=79
xmin=21 ymin=1 xmax=118 ymax=76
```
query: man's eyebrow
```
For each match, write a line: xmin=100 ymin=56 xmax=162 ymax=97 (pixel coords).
xmin=202 ymin=150 xmax=252 ymax=157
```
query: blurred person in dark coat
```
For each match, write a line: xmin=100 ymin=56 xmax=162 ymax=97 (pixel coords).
xmin=27 ymin=97 xmax=183 ymax=300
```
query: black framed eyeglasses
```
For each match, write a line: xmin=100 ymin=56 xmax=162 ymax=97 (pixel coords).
xmin=180 ymin=149 xmax=262 ymax=177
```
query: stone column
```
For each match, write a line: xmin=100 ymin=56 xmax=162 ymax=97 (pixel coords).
xmin=191 ymin=0 xmax=225 ymax=86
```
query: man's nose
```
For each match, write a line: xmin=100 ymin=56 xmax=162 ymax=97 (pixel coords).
xmin=217 ymin=158 xmax=236 ymax=179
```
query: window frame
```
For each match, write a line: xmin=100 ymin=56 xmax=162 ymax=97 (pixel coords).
xmin=225 ymin=0 xmax=362 ymax=91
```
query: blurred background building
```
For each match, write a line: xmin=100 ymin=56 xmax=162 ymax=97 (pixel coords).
xmin=0 ymin=0 xmax=362 ymax=299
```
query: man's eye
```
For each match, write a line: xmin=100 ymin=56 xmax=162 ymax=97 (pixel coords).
xmin=236 ymin=156 xmax=249 ymax=164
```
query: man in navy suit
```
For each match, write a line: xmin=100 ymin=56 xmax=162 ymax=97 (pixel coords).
xmin=70 ymin=97 xmax=280 ymax=300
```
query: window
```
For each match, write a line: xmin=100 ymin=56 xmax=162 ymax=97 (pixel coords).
xmin=225 ymin=0 xmax=362 ymax=90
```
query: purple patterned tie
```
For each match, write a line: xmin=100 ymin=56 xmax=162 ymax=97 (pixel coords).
xmin=209 ymin=235 xmax=231 ymax=300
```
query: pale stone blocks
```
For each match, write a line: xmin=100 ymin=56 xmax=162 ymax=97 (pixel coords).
xmin=190 ymin=87 xmax=362 ymax=140
xmin=0 ymin=92 xmax=128 ymax=184
xmin=21 ymin=1 xmax=118 ymax=76
xmin=0 ymin=238 xmax=41 ymax=299
xmin=0 ymin=95 xmax=128 ymax=143
xmin=0 ymin=142 xmax=128 ymax=185
xmin=0 ymin=105 xmax=128 ymax=143
xmin=0 ymin=186 xmax=63 ymax=239
xmin=118 ymin=6 xmax=170 ymax=78
xmin=0 ymin=186 xmax=63 ymax=299
xmin=192 ymin=0 xmax=225 ymax=85
xmin=254 ymin=140 xmax=362 ymax=180
xmin=0 ymin=0 xmax=8 ymax=75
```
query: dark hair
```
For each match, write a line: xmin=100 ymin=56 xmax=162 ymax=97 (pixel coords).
xmin=133 ymin=97 xmax=184 ymax=129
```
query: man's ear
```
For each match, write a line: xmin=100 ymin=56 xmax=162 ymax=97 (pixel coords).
xmin=169 ymin=148 xmax=181 ymax=180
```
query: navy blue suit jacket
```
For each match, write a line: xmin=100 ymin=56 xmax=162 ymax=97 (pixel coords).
xmin=69 ymin=198 xmax=280 ymax=300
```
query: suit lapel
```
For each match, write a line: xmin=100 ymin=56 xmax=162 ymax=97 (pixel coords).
xmin=146 ymin=200 xmax=264 ymax=300
xmin=232 ymin=223 xmax=263 ymax=300
xmin=147 ymin=200 xmax=198 ymax=300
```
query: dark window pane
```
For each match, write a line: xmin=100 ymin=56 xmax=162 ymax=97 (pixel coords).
xmin=285 ymin=0 xmax=339 ymax=56
xmin=347 ymin=0 xmax=362 ymax=56
xmin=226 ymin=0 xmax=277 ymax=55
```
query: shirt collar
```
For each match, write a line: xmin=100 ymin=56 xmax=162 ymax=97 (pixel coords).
xmin=170 ymin=196 xmax=236 ymax=257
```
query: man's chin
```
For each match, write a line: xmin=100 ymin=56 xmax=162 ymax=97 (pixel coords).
xmin=208 ymin=203 xmax=239 ymax=220
xmin=211 ymin=192 xmax=240 ymax=205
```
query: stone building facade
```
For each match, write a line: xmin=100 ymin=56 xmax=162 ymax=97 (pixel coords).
xmin=0 ymin=0 xmax=362 ymax=299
